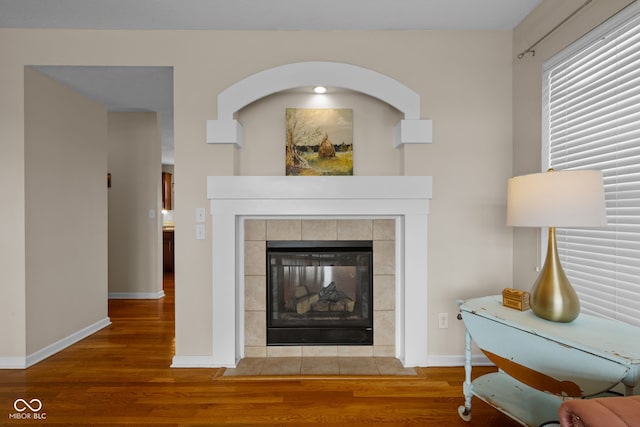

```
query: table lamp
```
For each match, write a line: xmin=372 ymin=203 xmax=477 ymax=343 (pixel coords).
xmin=507 ymin=169 xmax=607 ymax=322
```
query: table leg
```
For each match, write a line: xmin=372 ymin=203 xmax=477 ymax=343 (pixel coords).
xmin=458 ymin=328 xmax=473 ymax=422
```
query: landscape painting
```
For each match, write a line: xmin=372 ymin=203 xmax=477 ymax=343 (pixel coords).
xmin=285 ymin=108 xmax=353 ymax=176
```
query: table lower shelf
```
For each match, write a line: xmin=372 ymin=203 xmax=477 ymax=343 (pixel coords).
xmin=471 ymin=372 xmax=562 ymax=427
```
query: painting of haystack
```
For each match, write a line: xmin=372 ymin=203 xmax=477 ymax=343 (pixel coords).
xmin=285 ymin=108 xmax=353 ymax=176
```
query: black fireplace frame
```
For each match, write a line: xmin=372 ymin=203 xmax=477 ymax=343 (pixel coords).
xmin=266 ymin=240 xmax=374 ymax=346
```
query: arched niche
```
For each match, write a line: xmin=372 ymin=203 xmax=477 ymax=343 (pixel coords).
xmin=206 ymin=61 xmax=432 ymax=148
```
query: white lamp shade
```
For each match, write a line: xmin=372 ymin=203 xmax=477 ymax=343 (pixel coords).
xmin=507 ymin=170 xmax=607 ymax=227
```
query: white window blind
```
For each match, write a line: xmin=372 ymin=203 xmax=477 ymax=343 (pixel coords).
xmin=542 ymin=3 xmax=640 ymax=326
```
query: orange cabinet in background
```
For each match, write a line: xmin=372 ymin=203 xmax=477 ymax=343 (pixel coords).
xmin=163 ymin=229 xmax=174 ymax=272
xmin=162 ymin=172 xmax=172 ymax=210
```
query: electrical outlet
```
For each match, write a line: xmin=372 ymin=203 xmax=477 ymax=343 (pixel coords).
xmin=438 ymin=312 xmax=448 ymax=329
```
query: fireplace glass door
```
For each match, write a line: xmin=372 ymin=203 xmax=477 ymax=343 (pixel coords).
xmin=267 ymin=240 xmax=373 ymax=345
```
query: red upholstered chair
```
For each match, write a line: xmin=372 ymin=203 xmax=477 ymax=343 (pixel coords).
xmin=558 ymin=395 xmax=640 ymax=427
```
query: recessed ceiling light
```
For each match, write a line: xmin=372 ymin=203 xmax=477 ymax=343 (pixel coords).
xmin=313 ymin=86 xmax=327 ymax=94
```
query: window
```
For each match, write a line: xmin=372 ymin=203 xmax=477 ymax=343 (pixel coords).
xmin=542 ymin=3 xmax=640 ymax=326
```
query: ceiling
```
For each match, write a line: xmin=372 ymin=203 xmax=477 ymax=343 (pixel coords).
xmin=0 ymin=0 xmax=541 ymax=31
xmin=3 ymin=0 xmax=542 ymax=164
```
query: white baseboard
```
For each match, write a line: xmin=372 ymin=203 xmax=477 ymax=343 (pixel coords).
xmin=171 ymin=355 xmax=227 ymax=368
xmin=427 ymin=354 xmax=493 ymax=367
xmin=8 ymin=317 xmax=112 ymax=369
xmin=0 ymin=357 xmax=28 ymax=369
xmin=109 ymin=290 xmax=165 ymax=299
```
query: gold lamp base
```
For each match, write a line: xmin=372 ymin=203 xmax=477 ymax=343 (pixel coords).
xmin=529 ymin=227 xmax=580 ymax=322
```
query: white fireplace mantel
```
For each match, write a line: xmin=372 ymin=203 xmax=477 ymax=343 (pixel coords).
xmin=203 ymin=175 xmax=432 ymax=368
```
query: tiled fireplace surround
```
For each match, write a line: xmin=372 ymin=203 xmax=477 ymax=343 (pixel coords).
xmin=244 ymin=218 xmax=396 ymax=358
xmin=206 ymin=176 xmax=433 ymax=368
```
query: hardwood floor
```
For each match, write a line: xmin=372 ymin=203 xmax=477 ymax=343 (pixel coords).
xmin=0 ymin=273 xmax=520 ymax=426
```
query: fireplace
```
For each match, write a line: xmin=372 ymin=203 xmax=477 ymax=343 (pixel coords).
xmin=267 ymin=240 xmax=373 ymax=346
xmin=198 ymin=175 xmax=432 ymax=368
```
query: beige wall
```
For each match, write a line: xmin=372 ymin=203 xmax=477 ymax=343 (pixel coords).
xmin=108 ymin=112 xmax=163 ymax=296
xmin=512 ymin=0 xmax=633 ymax=290
xmin=0 ymin=46 xmax=27 ymax=360
xmin=237 ymin=91 xmax=403 ymax=176
xmin=24 ymin=67 xmax=108 ymax=354
xmin=1 ymin=28 xmax=514 ymax=363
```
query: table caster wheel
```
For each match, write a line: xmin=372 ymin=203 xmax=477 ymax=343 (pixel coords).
xmin=458 ymin=405 xmax=471 ymax=422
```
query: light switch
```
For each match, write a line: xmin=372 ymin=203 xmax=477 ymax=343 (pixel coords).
xmin=196 ymin=207 xmax=206 ymax=223
xmin=149 ymin=209 xmax=156 ymax=219
xmin=195 ymin=223 xmax=205 ymax=240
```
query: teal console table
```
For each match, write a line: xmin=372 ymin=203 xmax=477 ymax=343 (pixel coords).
xmin=457 ymin=295 xmax=640 ymax=426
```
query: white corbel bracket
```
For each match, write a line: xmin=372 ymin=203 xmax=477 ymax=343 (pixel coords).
xmin=206 ymin=119 xmax=243 ymax=147
xmin=394 ymin=119 xmax=433 ymax=147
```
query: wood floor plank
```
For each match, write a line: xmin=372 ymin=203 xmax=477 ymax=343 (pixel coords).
xmin=0 ymin=273 xmax=520 ymax=426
